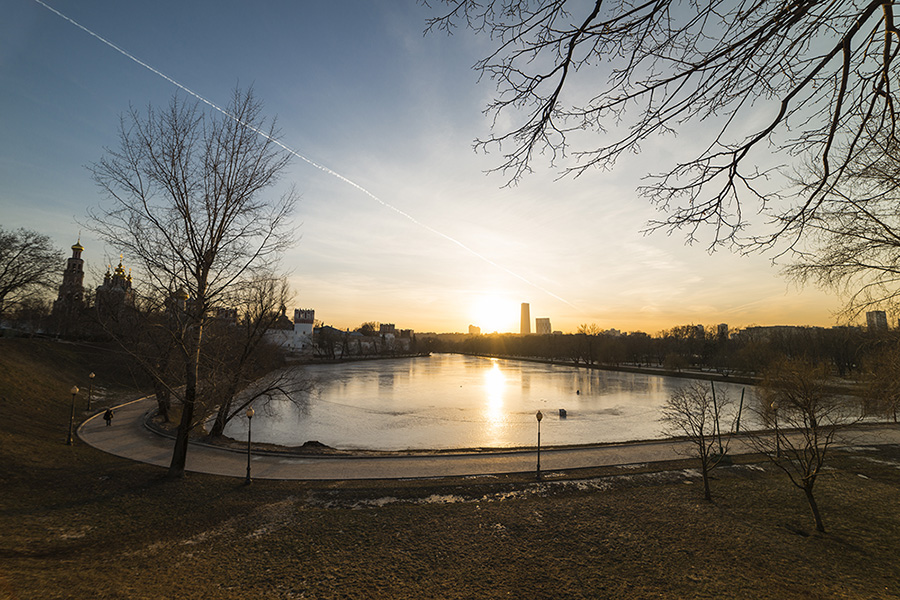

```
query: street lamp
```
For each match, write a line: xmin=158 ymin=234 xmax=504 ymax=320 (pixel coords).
xmin=771 ymin=401 xmax=780 ymax=458
xmin=87 ymin=372 xmax=95 ymax=411
xmin=535 ymin=410 xmax=543 ymax=481
xmin=66 ymin=386 xmax=79 ymax=445
xmin=245 ymin=406 xmax=255 ymax=485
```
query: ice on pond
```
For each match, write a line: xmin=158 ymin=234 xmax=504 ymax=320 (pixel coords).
xmin=225 ymin=354 xmax=761 ymax=450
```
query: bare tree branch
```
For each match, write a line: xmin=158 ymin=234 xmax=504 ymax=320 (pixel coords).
xmin=425 ymin=0 xmax=898 ymax=249
xmin=87 ymin=87 xmax=297 ymax=478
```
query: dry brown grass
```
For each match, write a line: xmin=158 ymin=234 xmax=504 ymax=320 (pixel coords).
xmin=1 ymin=338 xmax=899 ymax=599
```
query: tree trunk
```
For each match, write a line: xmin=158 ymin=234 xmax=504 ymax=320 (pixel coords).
xmin=804 ymin=485 xmax=826 ymax=533
xmin=209 ymin=402 xmax=228 ymax=438
xmin=209 ymin=384 xmax=239 ymax=438
xmin=168 ymin=322 xmax=202 ymax=478
xmin=702 ymin=466 xmax=712 ymax=502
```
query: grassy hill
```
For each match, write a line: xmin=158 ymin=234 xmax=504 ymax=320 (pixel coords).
xmin=0 ymin=338 xmax=148 ymax=476
xmin=1 ymin=338 xmax=899 ymax=599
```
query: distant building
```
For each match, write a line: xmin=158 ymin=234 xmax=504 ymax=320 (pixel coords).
xmin=294 ymin=308 xmax=315 ymax=337
xmin=379 ymin=323 xmax=397 ymax=335
xmin=468 ymin=324 xmax=481 ymax=335
xmin=867 ymin=310 xmax=888 ymax=330
xmin=95 ymin=258 xmax=134 ymax=316
xmin=520 ymin=303 xmax=531 ymax=335
xmin=51 ymin=239 xmax=87 ymax=335
xmin=734 ymin=325 xmax=825 ymax=342
xmin=53 ymin=239 xmax=86 ymax=316
xmin=214 ymin=308 xmax=238 ymax=325
xmin=265 ymin=307 xmax=316 ymax=353
xmin=535 ymin=317 xmax=551 ymax=335
xmin=716 ymin=323 xmax=729 ymax=340
xmin=269 ymin=306 xmax=294 ymax=330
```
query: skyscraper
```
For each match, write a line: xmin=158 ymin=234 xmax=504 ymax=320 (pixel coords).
xmin=520 ymin=303 xmax=531 ymax=335
xmin=867 ymin=310 xmax=888 ymax=330
xmin=536 ymin=317 xmax=551 ymax=335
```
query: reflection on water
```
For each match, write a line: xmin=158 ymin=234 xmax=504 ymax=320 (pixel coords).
xmin=483 ymin=359 xmax=506 ymax=445
xmin=225 ymin=354 xmax=761 ymax=450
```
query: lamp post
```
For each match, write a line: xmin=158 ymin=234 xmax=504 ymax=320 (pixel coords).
xmin=771 ymin=401 xmax=780 ymax=458
xmin=535 ymin=410 xmax=543 ymax=481
xmin=66 ymin=386 xmax=79 ymax=445
xmin=87 ymin=372 xmax=95 ymax=411
xmin=244 ymin=406 xmax=255 ymax=485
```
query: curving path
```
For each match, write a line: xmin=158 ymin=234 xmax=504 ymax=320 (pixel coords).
xmin=78 ymin=396 xmax=900 ymax=481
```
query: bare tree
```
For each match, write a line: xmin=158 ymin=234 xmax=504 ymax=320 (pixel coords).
xmin=575 ymin=323 xmax=601 ymax=365
xmin=751 ymin=359 xmax=858 ymax=533
xmin=0 ymin=227 xmax=61 ymax=320
xmin=89 ymin=87 xmax=297 ymax=478
xmin=425 ymin=1 xmax=900 ymax=248
xmin=661 ymin=381 xmax=734 ymax=502
xmin=785 ymin=133 xmax=900 ymax=318
xmin=863 ymin=342 xmax=900 ymax=423
xmin=104 ymin=291 xmax=183 ymax=423
xmin=206 ymin=275 xmax=297 ymax=438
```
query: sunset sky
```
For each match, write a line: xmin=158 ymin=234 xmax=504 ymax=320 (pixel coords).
xmin=1 ymin=0 xmax=847 ymax=334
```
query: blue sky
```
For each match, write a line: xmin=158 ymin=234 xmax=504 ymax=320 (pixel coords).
xmin=0 ymin=0 xmax=843 ymax=333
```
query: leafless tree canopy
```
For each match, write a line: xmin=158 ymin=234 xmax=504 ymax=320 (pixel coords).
xmin=0 ymin=227 xmax=61 ymax=319
xmin=88 ymin=87 xmax=297 ymax=477
xmin=753 ymin=358 xmax=857 ymax=532
xmin=661 ymin=380 xmax=733 ymax=501
xmin=425 ymin=0 xmax=900 ymax=248
xmin=785 ymin=133 xmax=900 ymax=317
xmin=89 ymin=88 xmax=296 ymax=307
xmin=863 ymin=341 xmax=900 ymax=422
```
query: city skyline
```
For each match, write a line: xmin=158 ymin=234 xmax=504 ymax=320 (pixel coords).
xmin=1 ymin=1 xmax=848 ymax=334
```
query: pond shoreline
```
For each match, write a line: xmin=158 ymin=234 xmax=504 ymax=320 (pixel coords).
xmin=459 ymin=352 xmax=760 ymax=385
xmin=288 ymin=351 xmax=431 ymax=365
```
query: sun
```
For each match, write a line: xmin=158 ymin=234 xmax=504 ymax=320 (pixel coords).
xmin=471 ymin=295 xmax=517 ymax=333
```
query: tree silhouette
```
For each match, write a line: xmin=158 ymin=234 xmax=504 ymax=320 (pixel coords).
xmin=89 ymin=87 xmax=297 ymax=478
xmin=426 ymin=1 xmax=900 ymax=249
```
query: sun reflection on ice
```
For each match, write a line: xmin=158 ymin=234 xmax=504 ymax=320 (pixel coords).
xmin=483 ymin=360 xmax=508 ymax=443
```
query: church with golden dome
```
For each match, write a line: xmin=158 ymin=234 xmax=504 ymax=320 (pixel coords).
xmin=95 ymin=257 xmax=134 ymax=314
xmin=52 ymin=238 xmax=135 ymax=335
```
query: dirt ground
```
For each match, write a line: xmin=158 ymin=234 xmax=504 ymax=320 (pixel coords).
xmin=2 ymin=339 xmax=899 ymax=599
xmin=3 ymin=447 xmax=900 ymax=600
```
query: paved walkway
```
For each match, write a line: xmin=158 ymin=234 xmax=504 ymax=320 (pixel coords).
xmin=78 ymin=396 xmax=900 ymax=481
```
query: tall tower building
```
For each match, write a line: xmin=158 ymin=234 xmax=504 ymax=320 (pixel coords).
xmin=520 ymin=303 xmax=531 ymax=335
xmin=294 ymin=308 xmax=315 ymax=337
xmin=866 ymin=310 xmax=888 ymax=330
xmin=52 ymin=238 xmax=86 ymax=335
xmin=53 ymin=239 xmax=86 ymax=312
xmin=535 ymin=317 xmax=551 ymax=335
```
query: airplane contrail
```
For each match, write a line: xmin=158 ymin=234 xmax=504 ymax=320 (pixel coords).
xmin=31 ymin=0 xmax=577 ymax=309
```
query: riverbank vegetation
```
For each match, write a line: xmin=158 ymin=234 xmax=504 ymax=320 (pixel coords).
xmin=2 ymin=337 xmax=900 ymax=599
xmin=429 ymin=325 xmax=900 ymax=424
xmin=431 ymin=324 xmax=875 ymax=376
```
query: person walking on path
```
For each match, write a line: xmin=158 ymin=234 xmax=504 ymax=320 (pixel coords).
xmin=103 ymin=408 xmax=114 ymax=427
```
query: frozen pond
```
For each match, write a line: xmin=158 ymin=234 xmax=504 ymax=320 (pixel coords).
xmin=226 ymin=354 xmax=762 ymax=450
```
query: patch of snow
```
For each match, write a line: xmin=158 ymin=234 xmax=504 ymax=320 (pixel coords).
xmin=422 ymin=494 xmax=466 ymax=504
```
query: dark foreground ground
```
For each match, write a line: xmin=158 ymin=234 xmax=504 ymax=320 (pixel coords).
xmin=1 ymin=339 xmax=899 ymax=599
